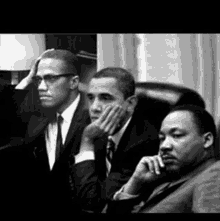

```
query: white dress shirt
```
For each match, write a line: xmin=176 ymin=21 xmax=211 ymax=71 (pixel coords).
xmin=45 ymin=94 xmax=80 ymax=170
xmin=75 ymin=117 xmax=132 ymax=164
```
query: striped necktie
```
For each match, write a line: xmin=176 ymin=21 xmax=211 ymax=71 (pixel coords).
xmin=106 ymin=137 xmax=115 ymax=176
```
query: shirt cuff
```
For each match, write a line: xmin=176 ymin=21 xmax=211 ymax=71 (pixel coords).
xmin=113 ymin=185 xmax=139 ymax=200
xmin=75 ymin=151 xmax=95 ymax=164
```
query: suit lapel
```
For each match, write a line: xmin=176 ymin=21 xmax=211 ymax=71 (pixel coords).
xmin=63 ymin=97 xmax=85 ymax=149
xmin=26 ymin=116 xmax=51 ymax=170
xmin=141 ymin=158 xmax=217 ymax=211
xmin=147 ymin=178 xmax=187 ymax=203
xmin=26 ymin=115 xmax=49 ymax=144
xmin=113 ymin=116 xmax=155 ymax=161
xmin=52 ymin=96 xmax=90 ymax=169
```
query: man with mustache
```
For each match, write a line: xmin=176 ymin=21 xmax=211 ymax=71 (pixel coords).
xmin=107 ymin=104 xmax=220 ymax=213
xmin=3 ymin=49 xmax=91 ymax=214
xmin=71 ymin=67 xmax=160 ymax=213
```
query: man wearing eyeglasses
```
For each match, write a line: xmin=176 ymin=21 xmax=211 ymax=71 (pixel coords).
xmin=8 ymin=49 xmax=91 ymax=214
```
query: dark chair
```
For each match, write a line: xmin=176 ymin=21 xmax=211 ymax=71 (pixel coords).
xmin=79 ymin=81 xmax=205 ymax=133
xmin=134 ymin=82 xmax=205 ymax=131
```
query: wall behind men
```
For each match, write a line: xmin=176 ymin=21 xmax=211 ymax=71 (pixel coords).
xmin=97 ymin=34 xmax=220 ymax=124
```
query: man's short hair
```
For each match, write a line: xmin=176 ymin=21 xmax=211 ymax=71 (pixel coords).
xmin=92 ymin=67 xmax=135 ymax=99
xmin=40 ymin=49 xmax=79 ymax=76
xmin=168 ymin=105 xmax=217 ymax=156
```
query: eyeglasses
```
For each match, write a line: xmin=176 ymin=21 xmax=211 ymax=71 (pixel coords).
xmin=32 ymin=73 xmax=76 ymax=86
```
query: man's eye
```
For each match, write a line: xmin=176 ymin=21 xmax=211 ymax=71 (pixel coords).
xmin=45 ymin=75 xmax=57 ymax=81
xmin=172 ymin=134 xmax=182 ymax=138
xmin=87 ymin=95 xmax=94 ymax=101
xmin=102 ymin=95 xmax=113 ymax=101
xmin=33 ymin=76 xmax=41 ymax=82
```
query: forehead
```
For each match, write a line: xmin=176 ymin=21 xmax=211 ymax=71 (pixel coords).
xmin=88 ymin=77 xmax=123 ymax=96
xmin=161 ymin=110 xmax=196 ymax=131
xmin=37 ymin=58 xmax=66 ymax=76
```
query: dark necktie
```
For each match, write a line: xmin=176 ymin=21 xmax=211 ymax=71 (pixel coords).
xmin=55 ymin=114 xmax=63 ymax=161
xmin=106 ymin=137 xmax=116 ymax=176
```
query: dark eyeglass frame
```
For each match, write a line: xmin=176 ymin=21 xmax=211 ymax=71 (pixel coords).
xmin=32 ymin=73 xmax=76 ymax=86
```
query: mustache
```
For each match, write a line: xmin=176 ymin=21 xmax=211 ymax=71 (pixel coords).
xmin=160 ymin=154 xmax=176 ymax=160
xmin=39 ymin=94 xmax=52 ymax=97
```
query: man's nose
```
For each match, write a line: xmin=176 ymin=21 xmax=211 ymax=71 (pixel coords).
xmin=160 ymin=136 xmax=173 ymax=152
xmin=38 ymin=79 xmax=48 ymax=91
xmin=90 ymin=98 xmax=102 ymax=113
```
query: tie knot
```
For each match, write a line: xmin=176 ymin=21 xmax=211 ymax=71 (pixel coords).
xmin=107 ymin=137 xmax=115 ymax=153
xmin=57 ymin=114 xmax=63 ymax=124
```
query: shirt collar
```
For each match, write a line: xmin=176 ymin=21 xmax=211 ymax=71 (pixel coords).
xmin=109 ymin=116 xmax=132 ymax=148
xmin=57 ymin=94 xmax=80 ymax=124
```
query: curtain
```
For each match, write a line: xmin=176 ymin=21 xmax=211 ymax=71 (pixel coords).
xmin=97 ymin=34 xmax=220 ymax=152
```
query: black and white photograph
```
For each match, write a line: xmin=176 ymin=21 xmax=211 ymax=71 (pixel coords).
xmin=0 ymin=33 xmax=220 ymax=215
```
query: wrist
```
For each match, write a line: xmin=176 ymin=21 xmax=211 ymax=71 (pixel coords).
xmin=79 ymin=137 xmax=95 ymax=153
xmin=123 ymin=176 xmax=145 ymax=195
xmin=15 ymin=78 xmax=31 ymax=89
xmin=81 ymin=135 xmax=93 ymax=145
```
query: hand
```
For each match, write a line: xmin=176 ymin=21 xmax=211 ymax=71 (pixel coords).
xmin=82 ymin=104 xmax=125 ymax=144
xmin=15 ymin=48 xmax=55 ymax=89
xmin=132 ymin=155 xmax=165 ymax=182
xmin=123 ymin=155 xmax=166 ymax=195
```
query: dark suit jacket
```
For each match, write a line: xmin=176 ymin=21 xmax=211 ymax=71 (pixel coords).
xmin=107 ymin=158 xmax=220 ymax=213
xmin=0 ymin=85 xmax=35 ymax=212
xmin=72 ymin=111 xmax=159 ymax=213
xmin=22 ymin=94 xmax=91 ymax=214
xmin=0 ymin=85 xmax=30 ymax=145
xmin=0 ymin=85 xmax=90 ymax=214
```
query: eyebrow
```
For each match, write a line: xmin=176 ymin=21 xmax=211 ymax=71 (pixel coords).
xmin=87 ymin=92 xmax=114 ymax=96
xmin=159 ymin=127 xmax=185 ymax=134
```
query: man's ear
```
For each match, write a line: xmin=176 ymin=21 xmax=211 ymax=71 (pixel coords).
xmin=126 ymin=95 xmax=138 ymax=112
xmin=70 ymin=76 xmax=79 ymax=90
xmin=203 ymin=132 xmax=214 ymax=149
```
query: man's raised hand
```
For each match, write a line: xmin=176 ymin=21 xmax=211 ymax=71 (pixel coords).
xmin=82 ymin=104 xmax=125 ymax=143
xmin=15 ymin=48 xmax=55 ymax=89
xmin=123 ymin=155 xmax=166 ymax=195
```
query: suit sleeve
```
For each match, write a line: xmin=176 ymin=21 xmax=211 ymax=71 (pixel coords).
xmin=71 ymin=139 xmax=159 ymax=213
xmin=71 ymin=159 xmax=135 ymax=213
xmin=70 ymin=118 xmax=160 ymax=213
xmin=193 ymin=162 xmax=220 ymax=213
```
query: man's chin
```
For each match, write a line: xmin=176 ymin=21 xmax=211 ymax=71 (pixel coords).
xmin=91 ymin=117 xmax=99 ymax=122
xmin=40 ymin=101 xmax=57 ymax=111
xmin=41 ymin=103 xmax=53 ymax=108
xmin=164 ymin=163 xmax=179 ymax=173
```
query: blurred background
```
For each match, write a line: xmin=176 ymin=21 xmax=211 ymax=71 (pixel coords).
xmin=98 ymin=34 xmax=220 ymax=129
xmin=0 ymin=34 xmax=96 ymax=87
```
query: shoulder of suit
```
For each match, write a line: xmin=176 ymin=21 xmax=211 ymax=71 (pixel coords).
xmin=199 ymin=160 xmax=220 ymax=175
xmin=192 ymin=160 xmax=220 ymax=187
xmin=27 ymin=114 xmax=49 ymax=132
